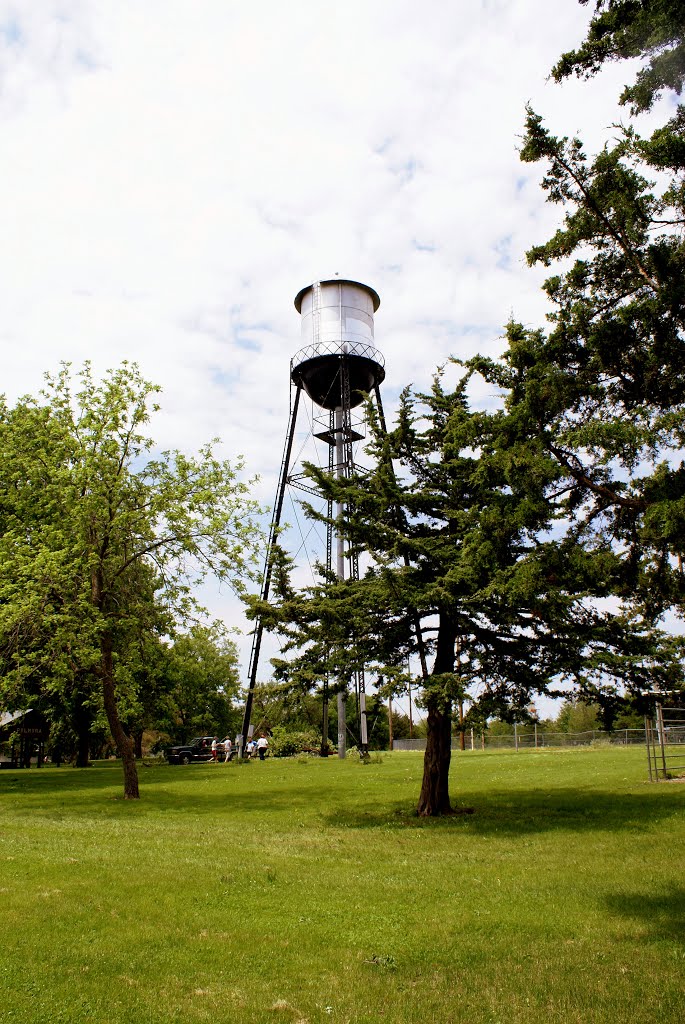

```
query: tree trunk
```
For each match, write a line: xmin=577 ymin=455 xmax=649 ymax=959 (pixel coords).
xmin=75 ymin=730 xmax=90 ymax=768
xmin=101 ymin=630 xmax=139 ymax=799
xmin=72 ymin=691 xmax=92 ymax=767
xmin=417 ymin=615 xmax=455 ymax=816
xmin=417 ymin=700 xmax=453 ymax=815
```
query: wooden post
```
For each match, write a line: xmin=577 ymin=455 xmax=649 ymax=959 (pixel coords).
xmin=657 ymin=703 xmax=667 ymax=779
xmin=408 ymin=676 xmax=413 ymax=738
xmin=387 ymin=696 xmax=394 ymax=751
xmin=645 ymin=715 xmax=653 ymax=782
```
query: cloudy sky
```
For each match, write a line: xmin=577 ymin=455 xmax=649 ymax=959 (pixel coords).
xmin=0 ymin=1 xmax=659 ymax=713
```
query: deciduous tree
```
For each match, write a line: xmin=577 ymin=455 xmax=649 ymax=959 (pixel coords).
xmin=0 ymin=363 xmax=262 ymax=797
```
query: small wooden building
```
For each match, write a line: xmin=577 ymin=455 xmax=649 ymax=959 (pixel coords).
xmin=0 ymin=709 xmax=50 ymax=768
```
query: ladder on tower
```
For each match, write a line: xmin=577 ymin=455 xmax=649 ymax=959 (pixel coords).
xmin=339 ymin=356 xmax=369 ymax=754
xmin=311 ymin=281 xmax=322 ymax=349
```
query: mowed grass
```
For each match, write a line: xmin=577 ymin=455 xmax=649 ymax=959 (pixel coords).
xmin=0 ymin=748 xmax=683 ymax=1024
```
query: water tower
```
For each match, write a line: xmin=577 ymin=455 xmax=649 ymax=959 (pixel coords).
xmin=240 ymin=279 xmax=387 ymax=757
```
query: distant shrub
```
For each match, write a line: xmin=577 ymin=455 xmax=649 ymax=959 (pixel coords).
xmin=344 ymin=746 xmax=375 ymax=762
xmin=149 ymin=734 xmax=173 ymax=755
xmin=142 ymin=753 xmax=167 ymax=765
xmin=269 ymin=726 xmax=319 ymax=758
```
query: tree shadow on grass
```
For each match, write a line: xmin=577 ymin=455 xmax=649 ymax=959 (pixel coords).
xmin=3 ymin=764 xmax=684 ymax=837
xmin=603 ymin=885 xmax=685 ymax=944
xmin=320 ymin=785 xmax=685 ymax=836
xmin=0 ymin=762 xmax=352 ymax=819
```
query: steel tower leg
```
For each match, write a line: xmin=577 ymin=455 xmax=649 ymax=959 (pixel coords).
xmin=240 ymin=383 xmax=303 ymax=755
xmin=320 ymin=410 xmax=336 ymax=757
xmin=334 ymin=403 xmax=350 ymax=757
xmin=336 ymin=357 xmax=369 ymax=758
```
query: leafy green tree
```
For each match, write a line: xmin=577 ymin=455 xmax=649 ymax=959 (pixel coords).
xmin=487 ymin=720 xmax=515 ymax=737
xmin=164 ymin=622 xmax=242 ymax=743
xmin=0 ymin=395 xmax=102 ymax=764
xmin=0 ymin=363 xmax=262 ymax=798
xmin=555 ymin=699 xmax=601 ymax=733
xmin=248 ymin=681 xmax=327 ymax=737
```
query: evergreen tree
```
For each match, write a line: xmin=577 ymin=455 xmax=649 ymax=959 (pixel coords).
xmin=507 ymin=2 xmax=685 ymax=622
xmin=255 ymin=370 xmax=680 ymax=814
xmin=552 ymin=0 xmax=685 ymax=113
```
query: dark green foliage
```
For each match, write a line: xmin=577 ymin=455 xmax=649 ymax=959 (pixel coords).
xmin=512 ymin=1 xmax=685 ymax=625
xmin=162 ymin=623 xmax=242 ymax=743
xmin=268 ymin=725 xmax=320 ymax=757
xmin=254 ymin=366 xmax=681 ymax=813
xmin=552 ymin=0 xmax=685 ymax=112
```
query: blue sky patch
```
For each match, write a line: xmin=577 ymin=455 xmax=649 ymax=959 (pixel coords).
xmin=1 ymin=19 xmax=22 ymax=45
xmin=494 ymin=234 xmax=513 ymax=270
xmin=412 ymin=239 xmax=436 ymax=253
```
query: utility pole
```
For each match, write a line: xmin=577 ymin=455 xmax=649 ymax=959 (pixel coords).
xmin=407 ymin=659 xmax=414 ymax=739
xmin=387 ymin=695 xmax=394 ymax=751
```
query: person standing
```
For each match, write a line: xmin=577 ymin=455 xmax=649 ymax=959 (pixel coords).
xmin=256 ymin=734 xmax=268 ymax=761
xmin=223 ymin=736 xmax=232 ymax=762
xmin=211 ymin=737 xmax=218 ymax=762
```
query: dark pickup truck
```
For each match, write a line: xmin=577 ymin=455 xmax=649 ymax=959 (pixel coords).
xmin=166 ymin=736 xmax=233 ymax=765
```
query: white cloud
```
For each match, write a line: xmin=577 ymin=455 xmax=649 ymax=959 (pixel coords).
xmin=0 ymin=0 xmax=663 ymax=709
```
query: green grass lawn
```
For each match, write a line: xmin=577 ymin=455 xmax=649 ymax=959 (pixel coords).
xmin=1 ymin=747 xmax=683 ymax=1024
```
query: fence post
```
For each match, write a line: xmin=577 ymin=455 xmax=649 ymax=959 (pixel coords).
xmin=657 ymin=703 xmax=667 ymax=779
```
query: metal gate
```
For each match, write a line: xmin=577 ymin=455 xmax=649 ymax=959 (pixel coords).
xmin=645 ymin=705 xmax=685 ymax=781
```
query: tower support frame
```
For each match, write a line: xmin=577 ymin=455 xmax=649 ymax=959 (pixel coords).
xmin=241 ymin=360 xmax=386 ymax=758
xmin=241 ymin=280 xmax=387 ymax=759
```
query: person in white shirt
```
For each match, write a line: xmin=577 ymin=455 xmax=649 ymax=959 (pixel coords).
xmin=256 ymin=734 xmax=268 ymax=761
xmin=223 ymin=737 xmax=232 ymax=762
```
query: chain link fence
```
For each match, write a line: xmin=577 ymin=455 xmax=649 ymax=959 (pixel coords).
xmin=394 ymin=728 xmax=648 ymax=752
